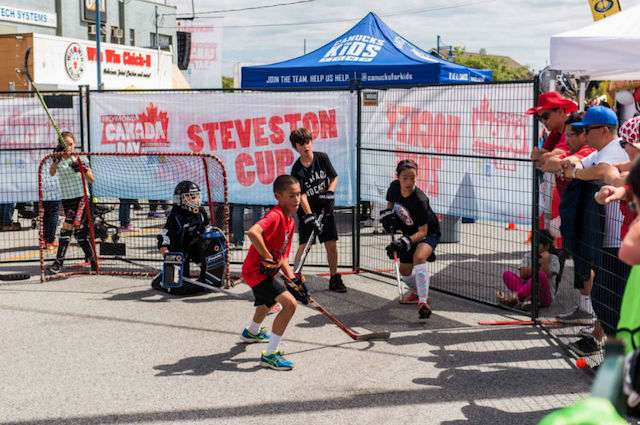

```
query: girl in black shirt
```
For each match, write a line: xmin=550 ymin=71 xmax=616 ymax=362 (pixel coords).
xmin=381 ymin=159 xmax=440 ymax=319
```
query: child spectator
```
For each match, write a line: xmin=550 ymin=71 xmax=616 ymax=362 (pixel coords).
xmin=382 ymin=159 xmax=441 ymax=319
xmin=46 ymin=132 xmax=96 ymax=274
xmin=289 ymin=128 xmax=346 ymax=292
xmin=241 ymin=175 xmax=308 ymax=370
xmin=496 ymin=229 xmax=560 ymax=309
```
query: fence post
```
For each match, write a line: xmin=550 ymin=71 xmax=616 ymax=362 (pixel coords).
xmin=531 ymin=76 xmax=540 ymax=320
xmin=353 ymin=81 xmax=362 ymax=272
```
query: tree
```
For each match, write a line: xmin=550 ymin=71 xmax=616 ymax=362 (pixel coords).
xmin=451 ymin=47 xmax=531 ymax=81
xmin=222 ymin=76 xmax=233 ymax=89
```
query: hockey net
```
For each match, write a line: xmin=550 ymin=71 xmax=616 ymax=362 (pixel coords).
xmin=38 ymin=152 xmax=228 ymax=282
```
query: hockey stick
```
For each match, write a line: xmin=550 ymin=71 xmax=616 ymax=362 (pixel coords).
xmin=182 ymin=276 xmax=249 ymax=300
xmin=0 ymin=273 xmax=30 ymax=281
xmin=478 ymin=320 xmax=587 ymax=326
xmin=279 ymin=272 xmax=390 ymax=341
xmin=390 ymin=231 xmax=404 ymax=300
xmin=293 ymin=212 xmax=324 ymax=275
xmin=23 ymin=48 xmax=66 ymax=151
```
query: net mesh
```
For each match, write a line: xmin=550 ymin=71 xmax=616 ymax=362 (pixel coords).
xmin=38 ymin=152 xmax=228 ymax=281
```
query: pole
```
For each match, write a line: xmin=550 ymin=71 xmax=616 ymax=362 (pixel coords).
xmin=96 ymin=0 xmax=102 ymax=90
xmin=304 ymin=38 xmax=306 ymax=55
xmin=436 ymin=35 xmax=440 ymax=58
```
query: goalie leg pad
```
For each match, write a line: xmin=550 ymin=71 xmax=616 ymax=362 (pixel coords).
xmin=162 ymin=252 xmax=184 ymax=289
xmin=199 ymin=233 xmax=227 ymax=288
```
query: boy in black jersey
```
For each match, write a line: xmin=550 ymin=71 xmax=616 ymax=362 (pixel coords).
xmin=289 ymin=128 xmax=346 ymax=293
xmin=381 ymin=159 xmax=441 ymax=319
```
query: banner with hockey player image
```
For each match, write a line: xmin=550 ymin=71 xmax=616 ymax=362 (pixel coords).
xmin=361 ymin=83 xmax=534 ymax=224
xmin=88 ymin=91 xmax=356 ymax=206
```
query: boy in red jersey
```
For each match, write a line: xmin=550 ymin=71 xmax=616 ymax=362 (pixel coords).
xmin=240 ymin=175 xmax=310 ymax=370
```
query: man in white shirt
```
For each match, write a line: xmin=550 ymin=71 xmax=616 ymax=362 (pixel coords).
xmin=560 ymin=106 xmax=631 ymax=356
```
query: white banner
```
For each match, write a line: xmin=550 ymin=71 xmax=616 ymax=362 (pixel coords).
xmin=361 ymin=83 xmax=534 ymax=224
xmin=0 ymin=97 xmax=79 ymax=202
xmin=89 ymin=91 xmax=357 ymax=206
xmin=177 ymin=18 xmax=224 ymax=89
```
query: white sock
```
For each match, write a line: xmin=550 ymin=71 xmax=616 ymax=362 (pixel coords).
xmin=266 ymin=332 xmax=282 ymax=354
xmin=403 ymin=270 xmax=417 ymax=291
xmin=580 ymin=295 xmax=594 ymax=314
xmin=414 ymin=263 xmax=430 ymax=304
xmin=248 ymin=320 xmax=261 ymax=334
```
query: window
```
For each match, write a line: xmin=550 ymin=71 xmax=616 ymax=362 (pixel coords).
xmin=129 ymin=29 xmax=135 ymax=47
xmin=150 ymin=33 xmax=172 ymax=51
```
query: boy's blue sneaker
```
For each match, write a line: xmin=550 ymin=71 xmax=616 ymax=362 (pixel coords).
xmin=260 ymin=350 xmax=294 ymax=370
xmin=241 ymin=327 xmax=270 ymax=343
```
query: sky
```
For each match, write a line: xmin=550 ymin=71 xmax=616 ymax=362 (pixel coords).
xmin=170 ymin=0 xmax=640 ymax=77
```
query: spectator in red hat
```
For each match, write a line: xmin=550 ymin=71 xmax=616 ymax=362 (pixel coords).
xmin=526 ymin=91 xmax=578 ymax=169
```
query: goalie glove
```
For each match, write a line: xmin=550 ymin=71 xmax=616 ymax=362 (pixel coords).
xmin=385 ymin=236 xmax=412 ymax=259
xmin=623 ymin=349 xmax=640 ymax=408
xmin=316 ymin=190 xmax=335 ymax=212
xmin=259 ymin=250 xmax=282 ymax=277
xmin=380 ymin=209 xmax=398 ymax=234
xmin=303 ymin=213 xmax=322 ymax=234
xmin=287 ymin=274 xmax=310 ymax=304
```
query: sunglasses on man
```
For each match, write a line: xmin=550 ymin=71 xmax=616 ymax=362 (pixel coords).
xmin=537 ymin=109 xmax=559 ymax=120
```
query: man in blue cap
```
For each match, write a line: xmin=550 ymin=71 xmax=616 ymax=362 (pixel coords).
xmin=560 ymin=105 xmax=631 ymax=356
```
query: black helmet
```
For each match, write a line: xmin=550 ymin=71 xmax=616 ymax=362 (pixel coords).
xmin=173 ymin=180 xmax=201 ymax=213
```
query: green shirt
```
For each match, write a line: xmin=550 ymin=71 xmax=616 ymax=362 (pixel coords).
xmin=56 ymin=155 xmax=90 ymax=200
xmin=617 ymin=264 xmax=640 ymax=354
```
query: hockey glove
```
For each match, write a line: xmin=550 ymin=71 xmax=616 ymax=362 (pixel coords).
xmin=259 ymin=251 xmax=282 ymax=277
xmin=385 ymin=236 xmax=412 ymax=259
xmin=287 ymin=274 xmax=310 ymax=304
xmin=52 ymin=144 xmax=65 ymax=163
xmin=303 ymin=213 xmax=322 ymax=234
xmin=71 ymin=161 xmax=85 ymax=173
xmin=317 ymin=190 xmax=335 ymax=212
xmin=624 ymin=349 xmax=640 ymax=408
xmin=380 ymin=209 xmax=398 ymax=234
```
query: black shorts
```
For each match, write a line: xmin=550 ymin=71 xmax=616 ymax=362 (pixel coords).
xmin=299 ymin=212 xmax=338 ymax=244
xmin=399 ymin=233 xmax=439 ymax=264
xmin=251 ymin=276 xmax=287 ymax=307
xmin=62 ymin=197 xmax=88 ymax=226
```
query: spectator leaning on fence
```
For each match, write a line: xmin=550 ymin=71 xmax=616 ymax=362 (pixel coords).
xmin=526 ymin=91 xmax=578 ymax=170
xmin=560 ymin=106 xmax=631 ymax=356
xmin=553 ymin=112 xmax=598 ymax=329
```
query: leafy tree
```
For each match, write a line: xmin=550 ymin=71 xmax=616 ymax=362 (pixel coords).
xmin=222 ymin=76 xmax=234 ymax=89
xmin=451 ymin=47 xmax=531 ymax=81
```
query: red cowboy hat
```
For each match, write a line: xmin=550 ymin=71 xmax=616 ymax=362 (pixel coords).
xmin=526 ymin=91 xmax=578 ymax=115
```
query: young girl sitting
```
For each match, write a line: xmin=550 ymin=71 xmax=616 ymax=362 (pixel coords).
xmin=497 ymin=229 xmax=560 ymax=309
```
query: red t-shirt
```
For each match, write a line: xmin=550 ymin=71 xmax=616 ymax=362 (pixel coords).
xmin=541 ymin=129 xmax=568 ymax=153
xmin=242 ymin=205 xmax=295 ymax=287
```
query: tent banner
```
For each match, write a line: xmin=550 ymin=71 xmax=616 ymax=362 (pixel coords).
xmin=361 ymin=83 xmax=534 ymax=224
xmin=0 ymin=96 xmax=80 ymax=203
xmin=88 ymin=91 xmax=357 ymax=206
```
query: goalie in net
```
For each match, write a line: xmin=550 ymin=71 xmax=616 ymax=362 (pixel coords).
xmin=39 ymin=152 xmax=229 ymax=283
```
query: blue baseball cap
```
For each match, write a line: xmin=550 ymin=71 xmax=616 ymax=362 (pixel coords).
xmin=571 ymin=105 xmax=618 ymax=127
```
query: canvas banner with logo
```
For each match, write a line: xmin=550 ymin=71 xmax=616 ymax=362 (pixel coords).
xmin=88 ymin=91 xmax=356 ymax=205
xmin=0 ymin=97 xmax=80 ymax=202
xmin=361 ymin=83 xmax=534 ymax=224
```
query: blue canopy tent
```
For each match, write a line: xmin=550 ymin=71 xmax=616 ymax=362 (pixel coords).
xmin=241 ymin=12 xmax=491 ymax=88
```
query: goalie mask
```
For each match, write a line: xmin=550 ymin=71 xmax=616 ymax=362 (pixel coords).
xmin=174 ymin=180 xmax=201 ymax=214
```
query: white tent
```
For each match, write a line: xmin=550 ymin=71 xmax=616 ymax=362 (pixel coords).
xmin=550 ymin=5 xmax=640 ymax=80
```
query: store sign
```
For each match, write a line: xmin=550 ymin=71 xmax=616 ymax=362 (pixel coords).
xmin=82 ymin=0 xmax=106 ymax=23
xmin=33 ymin=34 xmax=172 ymax=89
xmin=0 ymin=5 xmax=57 ymax=28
